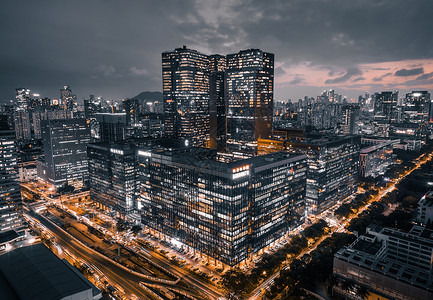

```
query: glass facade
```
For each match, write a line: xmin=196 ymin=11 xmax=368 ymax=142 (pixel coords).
xmin=137 ymin=148 xmax=306 ymax=266
xmin=38 ymin=118 xmax=90 ymax=187
xmin=226 ymin=49 xmax=274 ymax=154
xmin=0 ymin=118 xmax=23 ymax=233
xmin=162 ymin=46 xmax=210 ymax=147
xmin=87 ymin=143 xmax=136 ymax=215
xmin=258 ymin=133 xmax=360 ymax=212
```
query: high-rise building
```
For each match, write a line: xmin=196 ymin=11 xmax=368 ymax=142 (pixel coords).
xmin=137 ymin=148 xmax=306 ymax=266
xmin=87 ymin=142 xmax=136 ymax=217
xmin=208 ymin=54 xmax=227 ymax=150
xmin=60 ymin=85 xmax=77 ymax=111
xmin=258 ymin=133 xmax=360 ymax=212
xmin=403 ymin=91 xmax=431 ymax=123
xmin=96 ymin=113 xmax=126 ymax=142
xmin=162 ymin=46 xmax=210 ymax=147
xmin=340 ymin=104 xmax=360 ymax=134
xmin=13 ymin=88 xmax=32 ymax=142
xmin=226 ymin=49 xmax=274 ymax=153
xmin=0 ymin=116 xmax=23 ymax=234
xmin=373 ymin=91 xmax=398 ymax=123
xmin=37 ymin=119 xmax=90 ymax=188
xmin=123 ymin=98 xmax=140 ymax=127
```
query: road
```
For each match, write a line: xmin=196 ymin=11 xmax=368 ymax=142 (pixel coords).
xmin=26 ymin=209 xmax=223 ymax=300
xmin=249 ymin=151 xmax=433 ymax=299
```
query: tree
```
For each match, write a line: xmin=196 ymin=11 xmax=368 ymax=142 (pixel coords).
xmin=221 ymin=268 xmax=250 ymax=299
xmin=131 ymin=225 xmax=142 ymax=236
xmin=57 ymin=183 xmax=75 ymax=209
xmin=355 ymin=285 xmax=370 ymax=300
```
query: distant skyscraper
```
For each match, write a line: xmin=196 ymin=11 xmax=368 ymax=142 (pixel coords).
xmin=226 ymin=49 xmax=274 ymax=153
xmin=96 ymin=113 xmax=126 ymax=142
xmin=340 ymin=104 xmax=360 ymax=134
xmin=162 ymin=46 xmax=210 ymax=147
xmin=209 ymin=54 xmax=226 ymax=150
xmin=14 ymin=88 xmax=32 ymax=142
xmin=373 ymin=91 xmax=398 ymax=123
xmin=403 ymin=91 xmax=431 ymax=123
xmin=60 ymin=85 xmax=77 ymax=111
xmin=0 ymin=116 xmax=23 ymax=234
xmin=37 ymin=119 xmax=90 ymax=188
xmin=123 ymin=98 xmax=140 ymax=127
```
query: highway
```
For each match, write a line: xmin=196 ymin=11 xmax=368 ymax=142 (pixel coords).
xmin=26 ymin=209 xmax=222 ymax=300
xmin=26 ymin=209 xmax=151 ymax=299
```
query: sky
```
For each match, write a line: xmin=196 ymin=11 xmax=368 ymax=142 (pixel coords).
xmin=1 ymin=0 xmax=433 ymax=102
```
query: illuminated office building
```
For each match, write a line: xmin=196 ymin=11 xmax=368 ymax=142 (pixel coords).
xmin=258 ymin=133 xmax=360 ymax=212
xmin=403 ymin=91 xmax=431 ymax=123
xmin=96 ymin=113 xmax=126 ymax=142
xmin=0 ymin=116 xmax=23 ymax=234
xmin=37 ymin=119 xmax=90 ymax=188
xmin=60 ymin=85 xmax=77 ymax=111
xmin=137 ymin=148 xmax=306 ymax=266
xmin=209 ymin=54 xmax=226 ymax=150
xmin=87 ymin=143 xmax=136 ymax=216
xmin=373 ymin=91 xmax=398 ymax=123
xmin=162 ymin=46 xmax=210 ymax=147
xmin=226 ymin=49 xmax=274 ymax=154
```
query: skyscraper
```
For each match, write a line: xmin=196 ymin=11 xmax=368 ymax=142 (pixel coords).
xmin=209 ymin=54 xmax=226 ymax=150
xmin=373 ymin=91 xmax=398 ymax=123
xmin=0 ymin=116 xmax=23 ymax=234
xmin=96 ymin=113 xmax=127 ymax=142
xmin=37 ymin=119 xmax=90 ymax=188
xmin=13 ymin=88 xmax=32 ymax=142
xmin=60 ymin=85 xmax=77 ymax=111
xmin=226 ymin=49 xmax=274 ymax=153
xmin=403 ymin=91 xmax=431 ymax=123
xmin=162 ymin=46 xmax=210 ymax=147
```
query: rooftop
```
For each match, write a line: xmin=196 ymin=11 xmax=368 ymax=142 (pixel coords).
xmin=0 ymin=243 xmax=99 ymax=300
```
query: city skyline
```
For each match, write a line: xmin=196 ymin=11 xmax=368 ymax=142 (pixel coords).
xmin=1 ymin=0 xmax=433 ymax=102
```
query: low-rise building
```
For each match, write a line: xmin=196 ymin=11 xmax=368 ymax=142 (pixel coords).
xmin=333 ymin=225 xmax=433 ymax=300
xmin=359 ymin=141 xmax=395 ymax=178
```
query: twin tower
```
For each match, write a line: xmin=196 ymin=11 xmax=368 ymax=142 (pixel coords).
xmin=162 ymin=46 xmax=274 ymax=154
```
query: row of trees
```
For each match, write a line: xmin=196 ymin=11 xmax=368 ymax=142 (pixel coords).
xmin=220 ymin=220 xmax=330 ymax=299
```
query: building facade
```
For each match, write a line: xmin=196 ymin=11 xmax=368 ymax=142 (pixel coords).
xmin=359 ymin=141 xmax=394 ymax=178
xmin=258 ymin=133 xmax=360 ymax=212
xmin=0 ymin=117 xmax=23 ymax=234
xmin=87 ymin=142 xmax=136 ymax=216
xmin=137 ymin=148 xmax=306 ymax=266
xmin=226 ymin=49 xmax=274 ymax=153
xmin=37 ymin=119 xmax=90 ymax=188
xmin=333 ymin=225 xmax=433 ymax=300
xmin=96 ymin=113 xmax=127 ymax=142
xmin=162 ymin=46 xmax=210 ymax=147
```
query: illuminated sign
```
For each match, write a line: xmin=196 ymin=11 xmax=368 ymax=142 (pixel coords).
xmin=137 ymin=150 xmax=151 ymax=157
xmin=232 ymin=165 xmax=250 ymax=180
xmin=110 ymin=148 xmax=124 ymax=155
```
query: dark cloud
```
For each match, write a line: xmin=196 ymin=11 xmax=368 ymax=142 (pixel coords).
xmin=373 ymin=72 xmax=393 ymax=82
xmin=371 ymin=67 xmax=391 ymax=71
xmin=394 ymin=68 xmax=424 ymax=77
xmin=352 ymin=77 xmax=365 ymax=82
xmin=287 ymin=76 xmax=305 ymax=85
xmin=325 ymin=67 xmax=362 ymax=84
xmin=416 ymin=72 xmax=433 ymax=80
xmin=1 ymin=0 xmax=433 ymax=101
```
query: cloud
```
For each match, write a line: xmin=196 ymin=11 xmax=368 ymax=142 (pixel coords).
xmin=394 ymin=67 xmax=424 ymax=76
xmin=371 ymin=67 xmax=391 ymax=71
xmin=287 ymin=76 xmax=305 ymax=85
xmin=352 ymin=77 xmax=365 ymax=82
xmin=93 ymin=65 xmax=116 ymax=77
xmin=373 ymin=72 xmax=392 ymax=82
xmin=130 ymin=67 xmax=150 ymax=76
xmin=325 ymin=67 xmax=362 ymax=84
xmin=416 ymin=72 xmax=433 ymax=80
